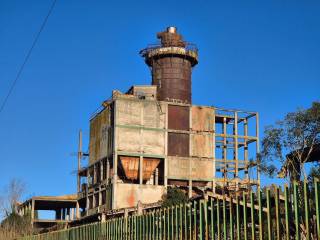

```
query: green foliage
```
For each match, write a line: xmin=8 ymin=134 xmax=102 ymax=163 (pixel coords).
xmin=162 ymin=187 xmax=188 ymax=207
xmin=261 ymin=101 xmax=320 ymax=181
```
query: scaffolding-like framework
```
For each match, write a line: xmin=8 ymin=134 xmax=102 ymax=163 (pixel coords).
xmin=214 ymin=107 xmax=259 ymax=193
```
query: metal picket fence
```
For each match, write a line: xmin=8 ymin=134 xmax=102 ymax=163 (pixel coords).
xmin=21 ymin=179 xmax=320 ymax=240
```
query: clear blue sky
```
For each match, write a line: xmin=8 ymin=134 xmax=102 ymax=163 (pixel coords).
xmin=1 ymin=1 xmax=319 ymax=200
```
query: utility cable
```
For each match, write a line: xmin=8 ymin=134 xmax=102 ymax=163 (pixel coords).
xmin=0 ymin=0 xmax=58 ymax=115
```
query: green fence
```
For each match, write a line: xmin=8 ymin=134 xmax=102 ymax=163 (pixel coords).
xmin=21 ymin=179 xmax=320 ymax=240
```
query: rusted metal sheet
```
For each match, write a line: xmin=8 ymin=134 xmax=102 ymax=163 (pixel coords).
xmin=168 ymin=132 xmax=189 ymax=157
xmin=168 ymin=105 xmax=189 ymax=130
xmin=191 ymin=106 xmax=214 ymax=131
xmin=119 ymin=156 xmax=139 ymax=180
xmin=143 ymin=157 xmax=161 ymax=180
xmin=89 ymin=107 xmax=111 ymax=164
xmin=141 ymin=27 xmax=198 ymax=104
xmin=151 ymin=57 xmax=192 ymax=103
xmin=119 ymin=156 xmax=160 ymax=181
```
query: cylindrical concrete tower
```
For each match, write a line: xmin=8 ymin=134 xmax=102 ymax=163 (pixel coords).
xmin=140 ymin=27 xmax=198 ymax=104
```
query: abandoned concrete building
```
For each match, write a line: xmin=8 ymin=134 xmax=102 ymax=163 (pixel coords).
xmin=17 ymin=27 xmax=260 ymax=229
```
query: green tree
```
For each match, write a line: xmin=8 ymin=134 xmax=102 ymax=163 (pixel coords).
xmin=260 ymin=101 xmax=320 ymax=182
xmin=162 ymin=187 xmax=188 ymax=207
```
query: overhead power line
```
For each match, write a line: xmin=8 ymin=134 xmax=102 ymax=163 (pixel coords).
xmin=0 ymin=0 xmax=58 ymax=115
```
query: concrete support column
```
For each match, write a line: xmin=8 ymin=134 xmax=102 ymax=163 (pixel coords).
xmin=155 ymin=168 xmax=159 ymax=186
xmin=101 ymin=160 xmax=104 ymax=181
xmin=70 ymin=208 xmax=74 ymax=220
xmin=188 ymin=180 xmax=193 ymax=198
xmin=62 ymin=208 xmax=66 ymax=220
xmin=31 ymin=199 xmax=35 ymax=225
xmin=106 ymin=160 xmax=110 ymax=183
xmin=56 ymin=209 xmax=61 ymax=220
xmin=76 ymin=201 xmax=80 ymax=219
xmin=66 ymin=208 xmax=70 ymax=221
xmin=139 ymin=156 xmax=143 ymax=185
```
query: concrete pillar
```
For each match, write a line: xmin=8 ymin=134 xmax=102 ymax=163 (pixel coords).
xmin=76 ymin=201 xmax=80 ymax=219
xmin=155 ymin=168 xmax=159 ymax=186
xmin=66 ymin=208 xmax=70 ymax=221
xmin=139 ymin=156 xmax=143 ymax=185
xmin=70 ymin=208 xmax=74 ymax=220
xmin=188 ymin=180 xmax=193 ymax=198
xmin=56 ymin=209 xmax=61 ymax=220
xmin=101 ymin=160 xmax=104 ymax=181
xmin=106 ymin=160 xmax=110 ymax=182
xmin=62 ymin=208 xmax=66 ymax=220
xmin=31 ymin=199 xmax=35 ymax=225
xmin=101 ymin=213 xmax=106 ymax=222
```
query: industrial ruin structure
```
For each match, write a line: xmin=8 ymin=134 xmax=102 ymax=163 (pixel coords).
xmin=17 ymin=27 xmax=260 ymax=229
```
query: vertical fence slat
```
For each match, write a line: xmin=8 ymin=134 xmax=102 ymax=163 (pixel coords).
xmin=250 ymin=191 xmax=256 ymax=240
xmin=303 ymin=181 xmax=310 ymax=240
xmin=275 ymin=187 xmax=280 ymax=240
xmin=230 ymin=196 xmax=234 ymax=240
xmin=243 ymin=192 xmax=248 ymax=240
xmin=223 ymin=197 xmax=227 ymax=240
xmin=258 ymin=189 xmax=263 ymax=240
xmin=315 ymin=178 xmax=320 ymax=238
xmin=293 ymin=182 xmax=300 ymax=240
xmin=284 ymin=185 xmax=290 ymax=240
xmin=210 ymin=198 xmax=215 ymax=240
xmin=236 ymin=196 xmax=240 ymax=240
xmin=217 ymin=198 xmax=221 ymax=240
xmin=266 ymin=188 xmax=272 ymax=240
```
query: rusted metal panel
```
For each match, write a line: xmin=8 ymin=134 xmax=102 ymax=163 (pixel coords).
xmin=151 ymin=57 xmax=192 ymax=103
xmin=89 ymin=107 xmax=111 ymax=164
xmin=191 ymin=106 xmax=214 ymax=131
xmin=119 ymin=156 xmax=161 ymax=181
xmin=141 ymin=27 xmax=198 ymax=104
xmin=168 ymin=105 xmax=189 ymax=130
xmin=119 ymin=156 xmax=139 ymax=180
xmin=143 ymin=157 xmax=161 ymax=180
xmin=191 ymin=133 xmax=213 ymax=158
xmin=168 ymin=132 xmax=189 ymax=157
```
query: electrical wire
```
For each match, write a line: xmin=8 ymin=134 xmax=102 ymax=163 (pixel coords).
xmin=0 ymin=0 xmax=58 ymax=115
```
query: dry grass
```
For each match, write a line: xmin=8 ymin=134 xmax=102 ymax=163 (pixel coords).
xmin=0 ymin=227 xmax=20 ymax=240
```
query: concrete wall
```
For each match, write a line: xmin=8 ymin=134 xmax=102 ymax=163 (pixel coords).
xmin=116 ymin=98 xmax=166 ymax=156
xmin=115 ymin=183 xmax=165 ymax=209
xmin=89 ymin=107 xmax=112 ymax=164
